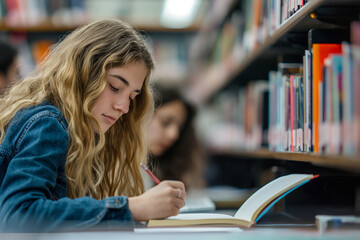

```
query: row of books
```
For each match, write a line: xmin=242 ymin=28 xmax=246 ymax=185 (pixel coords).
xmin=240 ymin=0 xmax=311 ymax=57
xmin=206 ymin=0 xmax=311 ymax=67
xmin=0 ymin=0 xmax=156 ymax=28
xmin=316 ymin=42 xmax=360 ymax=155
xmin=195 ymin=81 xmax=269 ymax=151
xmin=0 ymin=29 xmax=191 ymax=85
xmin=268 ymin=63 xmax=305 ymax=152
xmin=198 ymin=24 xmax=360 ymax=157
xmin=266 ymin=33 xmax=360 ymax=155
xmin=280 ymin=0 xmax=311 ymax=24
xmin=0 ymin=0 xmax=88 ymax=27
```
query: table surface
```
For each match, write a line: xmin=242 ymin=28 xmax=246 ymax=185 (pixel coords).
xmin=1 ymin=208 xmax=359 ymax=239
xmin=1 ymin=227 xmax=360 ymax=240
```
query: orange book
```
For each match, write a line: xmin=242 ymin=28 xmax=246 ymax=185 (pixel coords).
xmin=312 ymin=44 xmax=342 ymax=152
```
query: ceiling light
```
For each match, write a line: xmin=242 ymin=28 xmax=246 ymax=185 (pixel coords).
xmin=160 ymin=0 xmax=201 ymax=29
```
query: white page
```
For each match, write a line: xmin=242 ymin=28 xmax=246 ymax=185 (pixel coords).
xmin=234 ymin=174 xmax=311 ymax=222
xmin=134 ymin=227 xmax=243 ymax=233
xmin=168 ymin=213 xmax=234 ymax=220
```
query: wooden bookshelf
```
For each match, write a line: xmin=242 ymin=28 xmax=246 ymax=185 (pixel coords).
xmin=186 ymin=0 xmax=360 ymax=104
xmin=186 ymin=0 xmax=360 ymax=176
xmin=0 ymin=18 xmax=200 ymax=33
xmin=209 ymin=148 xmax=360 ymax=173
xmin=0 ymin=22 xmax=76 ymax=32
xmin=0 ymin=16 xmax=198 ymax=85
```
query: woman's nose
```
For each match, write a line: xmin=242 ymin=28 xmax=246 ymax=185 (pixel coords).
xmin=114 ymin=95 xmax=130 ymax=114
xmin=166 ymin=125 xmax=180 ymax=142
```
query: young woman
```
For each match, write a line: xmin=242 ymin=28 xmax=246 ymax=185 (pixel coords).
xmin=147 ymin=84 xmax=206 ymax=189
xmin=0 ymin=19 xmax=186 ymax=232
xmin=0 ymin=39 xmax=19 ymax=94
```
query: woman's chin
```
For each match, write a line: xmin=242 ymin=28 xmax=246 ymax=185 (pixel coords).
xmin=150 ymin=148 xmax=165 ymax=157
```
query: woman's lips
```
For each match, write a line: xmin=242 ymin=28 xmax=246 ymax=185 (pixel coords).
xmin=161 ymin=144 xmax=170 ymax=151
xmin=103 ymin=114 xmax=116 ymax=124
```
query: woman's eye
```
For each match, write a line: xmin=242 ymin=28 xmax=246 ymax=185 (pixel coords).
xmin=109 ymin=84 xmax=118 ymax=91
xmin=160 ymin=120 xmax=171 ymax=128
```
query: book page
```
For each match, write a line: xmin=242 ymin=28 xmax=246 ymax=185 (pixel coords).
xmin=234 ymin=174 xmax=312 ymax=222
xmin=168 ymin=213 xmax=234 ymax=220
xmin=148 ymin=213 xmax=252 ymax=228
xmin=135 ymin=227 xmax=243 ymax=233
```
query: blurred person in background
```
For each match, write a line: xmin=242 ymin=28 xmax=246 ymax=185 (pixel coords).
xmin=147 ymin=83 xmax=206 ymax=190
xmin=0 ymin=39 xmax=19 ymax=94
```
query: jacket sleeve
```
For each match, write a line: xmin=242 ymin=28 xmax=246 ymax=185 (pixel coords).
xmin=0 ymin=113 xmax=134 ymax=232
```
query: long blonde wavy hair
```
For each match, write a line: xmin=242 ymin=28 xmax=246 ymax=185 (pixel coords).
xmin=0 ymin=18 xmax=155 ymax=200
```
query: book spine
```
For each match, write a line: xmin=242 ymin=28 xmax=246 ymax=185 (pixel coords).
xmin=331 ymin=55 xmax=343 ymax=154
xmin=353 ymin=46 xmax=360 ymax=155
xmin=290 ymin=75 xmax=295 ymax=152
xmin=298 ymin=76 xmax=304 ymax=152
xmin=304 ymin=50 xmax=313 ymax=152
xmin=323 ymin=58 xmax=331 ymax=153
xmin=341 ymin=42 xmax=355 ymax=155
xmin=311 ymin=43 xmax=342 ymax=152
xmin=312 ymin=44 xmax=320 ymax=153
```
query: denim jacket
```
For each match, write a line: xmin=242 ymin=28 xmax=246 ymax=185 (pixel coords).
xmin=0 ymin=103 xmax=134 ymax=232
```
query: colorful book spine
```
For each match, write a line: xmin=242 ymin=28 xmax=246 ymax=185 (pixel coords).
xmin=352 ymin=46 xmax=360 ymax=154
xmin=290 ymin=75 xmax=295 ymax=152
xmin=330 ymin=54 xmax=343 ymax=154
xmin=341 ymin=42 xmax=355 ymax=155
xmin=311 ymin=43 xmax=342 ymax=153
xmin=304 ymin=50 xmax=313 ymax=152
xmin=322 ymin=57 xmax=332 ymax=153
xmin=297 ymin=75 xmax=304 ymax=152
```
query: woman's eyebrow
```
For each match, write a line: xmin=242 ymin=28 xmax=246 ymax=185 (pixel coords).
xmin=109 ymin=74 xmax=141 ymax=94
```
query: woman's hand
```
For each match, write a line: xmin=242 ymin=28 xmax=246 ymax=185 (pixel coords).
xmin=128 ymin=180 xmax=186 ymax=221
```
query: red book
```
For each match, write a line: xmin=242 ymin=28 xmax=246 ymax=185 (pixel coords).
xmin=312 ymin=43 xmax=342 ymax=152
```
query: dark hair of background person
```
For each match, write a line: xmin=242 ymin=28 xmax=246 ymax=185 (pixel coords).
xmin=0 ymin=39 xmax=17 ymax=76
xmin=0 ymin=39 xmax=18 ymax=95
xmin=149 ymin=84 xmax=206 ymax=188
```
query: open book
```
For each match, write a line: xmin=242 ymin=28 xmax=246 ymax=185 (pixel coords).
xmin=148 ymin=174 xmax=319 ymax=228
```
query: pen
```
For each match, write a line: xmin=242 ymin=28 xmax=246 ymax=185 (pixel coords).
xmin=140 ymin=163 xmax=161 ymax=185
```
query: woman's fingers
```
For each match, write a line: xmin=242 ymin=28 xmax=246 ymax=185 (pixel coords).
xmin=160 ymin=180 xmax=185 ymax=192
xmin=129 ymin=180 xmax=187 ymax=221
xmin=174 ymin=187 xmax=187 ymax=200
xmin=174 ymin=196 xmax=186 ymax=209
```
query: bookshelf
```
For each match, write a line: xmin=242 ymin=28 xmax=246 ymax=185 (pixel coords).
xmin=187 ymin=0 xmax=360 ymax=174
xmin=209 ymin=149 xmax=360 ymax=173
xmin=0 ymin=19 xmax=77 ymax=32
xmin=0 ymin=1 xmax=198 ymax=85
xmin=186 ymin=0 xmax=360 ymax=104
xmin=0 ymin=19 xmax=201 ymax=33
